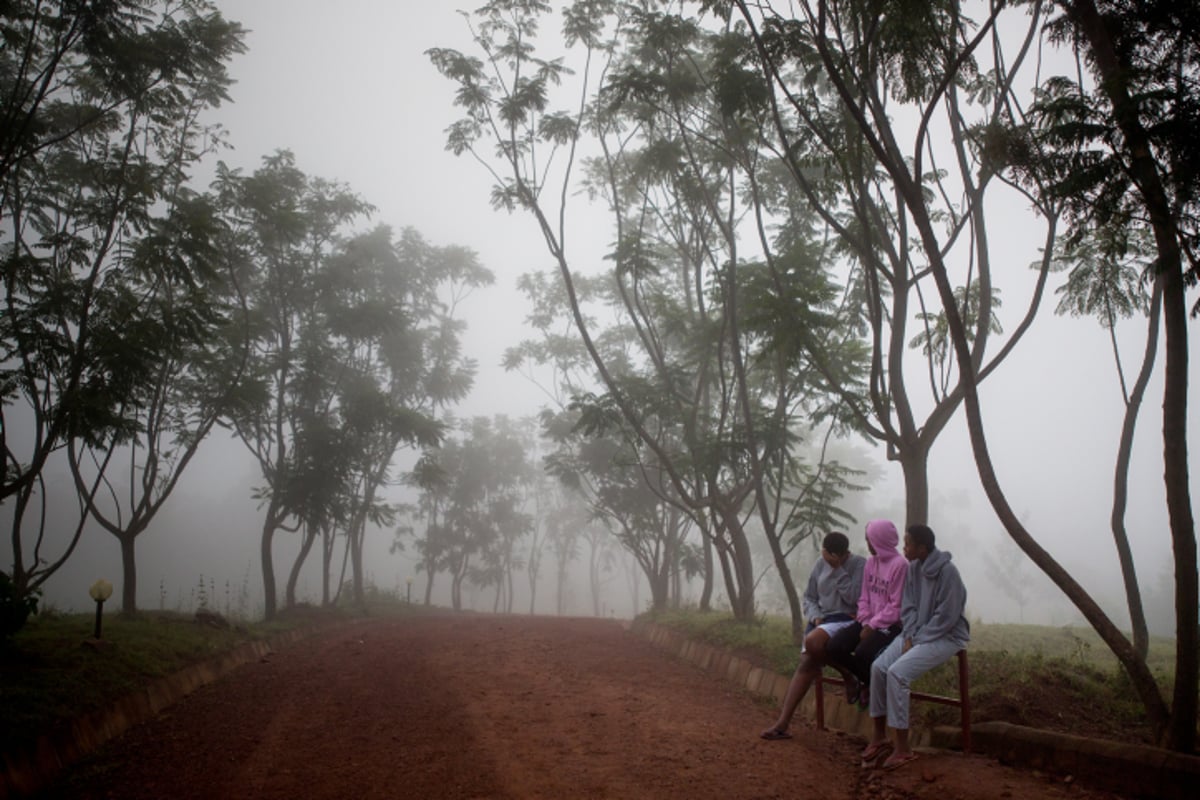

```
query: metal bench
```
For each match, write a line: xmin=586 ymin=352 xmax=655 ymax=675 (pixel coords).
xmin=813 ymin=649 xmax=971 ymax=753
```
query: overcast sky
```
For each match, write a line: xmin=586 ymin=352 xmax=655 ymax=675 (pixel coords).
xmin=36 ymin=1 xmax=1200 ymax=628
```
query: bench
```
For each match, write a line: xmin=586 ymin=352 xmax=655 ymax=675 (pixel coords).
xmin=813 ymin=649 xmax=971 ymax=753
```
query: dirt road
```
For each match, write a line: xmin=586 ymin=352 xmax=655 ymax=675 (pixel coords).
xmin=37 ymin=615 xmax=1120 ymax=799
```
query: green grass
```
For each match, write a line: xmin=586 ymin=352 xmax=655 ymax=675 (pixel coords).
xmin=0 ymin=605 xmax=347 ymax=755
xmin=644 ymin=608 xmax=801 ymax=674
xmin=641 ymin=609 xmax=1185 ymax=745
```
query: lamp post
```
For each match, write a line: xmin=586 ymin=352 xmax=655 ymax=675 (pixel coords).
xmin=89 ymin=579 xmax=113 ymax=640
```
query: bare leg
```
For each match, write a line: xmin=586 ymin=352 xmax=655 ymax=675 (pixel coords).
xmin=871 ymin=715 xmax=887 ymax=746
xmin=762 ymin=628 xmax=831 ymax=736
xmin=892 ymin=727 xmax=912 ymax=758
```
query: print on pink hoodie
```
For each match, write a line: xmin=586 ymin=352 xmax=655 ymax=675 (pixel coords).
xmin=857 ymin=519 xmax=908 ymax=631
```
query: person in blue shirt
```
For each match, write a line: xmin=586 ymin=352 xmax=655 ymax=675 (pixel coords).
xmin=760 ymin=531 xmax=866 ymax=740
xmin=860 ymin=523 xmax=970 ymax=769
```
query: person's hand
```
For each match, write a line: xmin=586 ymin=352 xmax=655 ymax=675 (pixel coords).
xmin=902 ymin=637 xmax=912 ymax=654
xmin=860 ymin=625 xmax=873 ymax=641
xmin=813 ymin=617 xmax=823 ymax=626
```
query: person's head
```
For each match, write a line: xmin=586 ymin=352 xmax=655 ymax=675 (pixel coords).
xmin=864 ymin=519 xmax=899 ymax=557
xmin=904 ymin=524 xmax=936 ymax=561
xmin=821 ymin=531 xmax=850 ymax=566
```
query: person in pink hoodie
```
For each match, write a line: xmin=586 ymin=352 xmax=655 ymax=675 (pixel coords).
xmin=823 ymin=519 xmax=909 ymax=705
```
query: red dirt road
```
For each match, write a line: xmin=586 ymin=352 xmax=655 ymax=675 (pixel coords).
xmin=38 ymin=616 xmax=1121 ymax=800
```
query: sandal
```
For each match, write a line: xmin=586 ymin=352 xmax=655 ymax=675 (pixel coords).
xmin=860 ymin=740 xmax=893 ymax=767
xmin=844 ymin=675 xmax=861 ymax=705
xmin=760 ymin=727 xmax=793 ymax=741
xmin=882 ymin=751 xmax=919 ymax=771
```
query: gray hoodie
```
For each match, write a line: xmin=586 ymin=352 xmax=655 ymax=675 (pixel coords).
xmin=900 ymin=548 xmax=970 ymax=647
xmin=802 ymin=553 xmax=866 ymax=623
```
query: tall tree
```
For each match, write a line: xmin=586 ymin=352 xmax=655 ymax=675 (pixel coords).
xmin=0 ymin=0 xmax=245 ymax=621
xmin=716 ymin=0 xmax=1059 ymax=530
xmin=306 ymin=226 xmax=492 ymax=609
xmin=69 ymin=191 xmax=250 ymax=614
xmin=434 ymin=1 xmax=860 ymax=629
xmin=214 ymin=151 xmax=372 ymax=619
xmin=724 ymin=0 xmax=1197 ymax=750
xmin=992 ymin=0 xmax=1197 ymax=750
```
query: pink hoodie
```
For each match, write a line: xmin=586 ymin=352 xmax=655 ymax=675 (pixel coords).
xmin=856 ymin=519 xmax=908 ymax=630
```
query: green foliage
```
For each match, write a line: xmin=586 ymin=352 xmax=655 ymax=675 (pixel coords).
xmin=1 ymin=0 xmax=247 ymax=611
xmin=0 ymin=573 xmax=40 ymax=640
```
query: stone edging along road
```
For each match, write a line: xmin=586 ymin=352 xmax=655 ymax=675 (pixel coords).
xmin=4 ymin=616 xmax=1197 ymax=800
xmin=630 ymin=619 xmax=1199 ymax=800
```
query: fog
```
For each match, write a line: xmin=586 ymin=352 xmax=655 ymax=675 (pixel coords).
xmin=29 ymin=1 xmax=1198 ymax=635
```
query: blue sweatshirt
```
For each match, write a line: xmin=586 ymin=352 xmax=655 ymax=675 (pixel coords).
xmin=802 ymin=553 xmax=866 ymax=623
xmin=901 ymin=547 xmax=970 ymax=647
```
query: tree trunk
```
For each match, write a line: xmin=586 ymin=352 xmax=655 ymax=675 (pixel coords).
xmin=912 ymin=196 xmax=1173 ymax=743
xmin=899 ymin=449 xmax=930 ymax=528
xmin=724 ymin=512 xmax=757 ymax=622
xmin=322 ymin=525 xmax=334 ymax=606
xmin=648 ymin=562 xmax=670 ymax=611
xmin=260 ymin=514 xmax=278 ymax=619
xmin=285 ymin=524 xmax=318 ymax=609
xmin=1109 ymin=276 xmax=1162 ymax=659
xmin=761 ymin=522 xmax=805 ymax=639
xmin=1064 ymin=0 xmax=1197 ymax=753
xmin=349 ymin=524 xmax=365 ymax=609
xmin=119 ymin=532 xmax=137 ymax=615
xmin=699 ymin=527 xmax=713 ymax=612
xmin=1159 ymin=251 xmax=1197 ymax=753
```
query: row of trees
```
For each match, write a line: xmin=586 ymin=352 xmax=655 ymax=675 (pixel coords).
xmin=1 ymin=2 xmax=492 ymax=627
xmin=430 ymin=0 xmax=1196 ymax=752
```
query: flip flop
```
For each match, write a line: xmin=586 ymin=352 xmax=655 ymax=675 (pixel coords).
xmin=882 ymin=751 xmax=919 ymax=771
xmin=859 ymin=740 xmax=892 ymax=767
xmin=760 ymin=727 xmax=793 ymax=741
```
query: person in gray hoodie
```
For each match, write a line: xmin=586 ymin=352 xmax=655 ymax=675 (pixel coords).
xmin=760 ymin=531 xmax=866 ymax=740
xmin=860 ymin=524 xmax=970 ymax=770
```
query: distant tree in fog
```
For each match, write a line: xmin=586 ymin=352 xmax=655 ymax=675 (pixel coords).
xmin=215 ymin=153 xmax=490 ymax=618
xmin=543 ymin=407 xmax=695 ymax=613
xmin=410 ymin=416 xmax=532 ymax=612
xmin=0 ymin=0 xmax=245 ymax=625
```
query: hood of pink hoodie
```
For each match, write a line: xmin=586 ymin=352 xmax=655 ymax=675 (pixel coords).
xmin=865 ymin=519 xmax=901 ymax=560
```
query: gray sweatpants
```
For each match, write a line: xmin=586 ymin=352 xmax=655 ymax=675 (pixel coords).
xmin=867 ymin=635 xmax=961 ymax=730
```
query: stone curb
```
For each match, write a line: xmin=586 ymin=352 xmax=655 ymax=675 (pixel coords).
xmin=0 ymin=625 xmax=317 ymax=799
xmin=630 ymin=619 xmax=1199 ymax=800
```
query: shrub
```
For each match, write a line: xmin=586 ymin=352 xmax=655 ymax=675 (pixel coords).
xmin=0 ymin=572 xmax=41 ymax=640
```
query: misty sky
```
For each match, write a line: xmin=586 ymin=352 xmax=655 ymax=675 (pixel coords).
xmin=36 ymin=1 xmax=1200 ymax=630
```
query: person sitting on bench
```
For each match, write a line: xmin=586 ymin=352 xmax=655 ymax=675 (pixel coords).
xmin=760 ymin=531 xmax=865 ymax=740
xmin=860 ymin=523 xmax=970 ymax=771
xmin=823 ymin=519 xmax=908 ymax=707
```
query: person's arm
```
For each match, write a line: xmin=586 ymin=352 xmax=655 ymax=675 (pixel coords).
xmin=801 ymin=562 xmax=823 ymax=623
xmin=837 ymin=556 xmax=864 ymax=610
xmin=913 ymin=564 xmax=968 ymax=644
xmin=855 ymin=561 xmax=873 ymax=622
xmin=867 ymin=559 xmax=907 ymax=630
xmin=900 ymin=563 xmax=919 ymax=647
